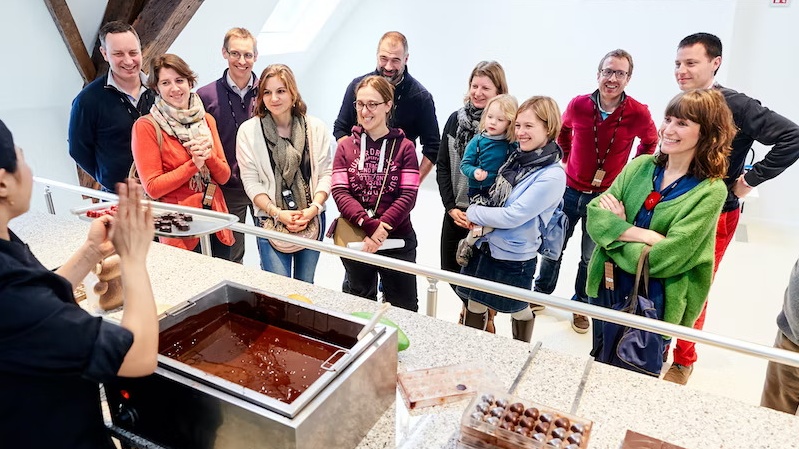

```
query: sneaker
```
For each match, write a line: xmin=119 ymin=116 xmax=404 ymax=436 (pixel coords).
xmin=571 ymin=314 xmax=590 ymax=334
xmin=456 ymin=238 xmax=473 ymax=267
xmin=530 ymin=303 xmax=545 ymax=312
xmin=663 ymin=363 xmax=693 ymax=385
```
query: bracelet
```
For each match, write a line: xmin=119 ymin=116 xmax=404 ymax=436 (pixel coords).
xmin=270 ymin=205 xmax=280 ymax=221
xmin=311 ymin=202 xmax=324 ymax=215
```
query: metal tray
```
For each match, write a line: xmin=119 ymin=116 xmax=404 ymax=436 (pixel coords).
xmin=70 ymin=201 xmax=238 ymax=239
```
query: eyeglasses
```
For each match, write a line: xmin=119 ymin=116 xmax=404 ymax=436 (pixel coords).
xmin=599 ymin=69 xmax=629 ymax=79
xmin=353 ymin=101 xmax=386 ymax=112
xmin=226 ymin=50 xmax=255 ymax=61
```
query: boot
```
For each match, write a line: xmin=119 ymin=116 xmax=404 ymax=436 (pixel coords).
xmin=511 ymin=318 xmax=535 ymax=342
xmin=463 ymin=309 xmax=488 ymax=331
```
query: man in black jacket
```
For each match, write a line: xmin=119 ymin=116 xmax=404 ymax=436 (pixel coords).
xmin=665 ymin=32 xmax=799 ymax=385
xmin=333 ymin=31 xmax=439 ymax=182
xmin=68 ymin=21 xmax=155 ymax=191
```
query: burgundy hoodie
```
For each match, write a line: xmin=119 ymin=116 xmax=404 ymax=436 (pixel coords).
xmin=331 ymin=126 xmax=419 ymax=239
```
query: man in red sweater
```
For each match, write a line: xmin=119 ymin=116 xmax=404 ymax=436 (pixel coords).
xmin=534 ymin=49 xmax=658 ymax=333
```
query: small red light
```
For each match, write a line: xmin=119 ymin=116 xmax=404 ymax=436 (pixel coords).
xmin=120 ymin=390 xmax=131 ymax=400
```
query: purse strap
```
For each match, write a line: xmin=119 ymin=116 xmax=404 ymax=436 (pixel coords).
xmin=622 ymin=245 xmax=652 ymax=314
xmin=372 ymin=139 xmax=398 ymax=212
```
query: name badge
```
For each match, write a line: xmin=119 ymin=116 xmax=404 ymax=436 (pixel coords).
xmin=604 ymin=261 xmax=615 ymax=291
xmin=592 ymin=169 xmax=607 ymax=187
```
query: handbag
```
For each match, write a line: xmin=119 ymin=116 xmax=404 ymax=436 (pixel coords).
xmin=330 ymin=139 xmax=397 ymax=248
xmin=261 ymin=214 xmax=321 ymax=254
xmin=596 ymin=246 xmax=665 ymax=377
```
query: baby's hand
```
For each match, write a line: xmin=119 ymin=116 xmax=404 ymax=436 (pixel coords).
xmin=474 ymin=169 xmax=487 ymax=181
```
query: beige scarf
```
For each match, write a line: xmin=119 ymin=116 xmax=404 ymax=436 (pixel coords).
xmin=150 ymin=93 xmax=213 ymax=192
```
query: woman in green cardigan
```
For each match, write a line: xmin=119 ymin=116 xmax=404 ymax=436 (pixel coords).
xmin=585 ymin=89 xmax=737 ymax=375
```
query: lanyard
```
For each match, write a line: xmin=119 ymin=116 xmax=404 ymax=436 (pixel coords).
xmin=224 ymin=87 xmax=256 ymax=130
xmin=592 ymin=100 xmax=625 ymax=169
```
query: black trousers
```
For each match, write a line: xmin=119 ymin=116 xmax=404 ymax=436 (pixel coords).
xmin=341 ymin=246 xmax=418 ymax=312
xmin=220 ymin=186 xmax=255 ymax=264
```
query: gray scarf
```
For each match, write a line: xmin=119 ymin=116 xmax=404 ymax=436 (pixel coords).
xmin=480 ymin=141 xmax=563 ymax=208
xmin=260 ymin=114 xmax=311 ymax=210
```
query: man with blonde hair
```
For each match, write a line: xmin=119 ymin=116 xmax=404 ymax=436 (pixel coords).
xmin=333 ymin=31 xmax=439 ymax=181
xmin=198 ymin=27 xmax=259 ymax=264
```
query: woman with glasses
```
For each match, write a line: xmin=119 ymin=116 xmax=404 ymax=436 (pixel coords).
xmin=236 ymin=64 xmax=332 ymax=283
xmin=436 ymin=60 xmax=508 ymax=330
xmin=132 ymin=54 xmax=234 ymax=260
xmin=331 ymin=75 xmax=420 ymax=312
xmin=585 ymin=89 xmax=735 ymax=375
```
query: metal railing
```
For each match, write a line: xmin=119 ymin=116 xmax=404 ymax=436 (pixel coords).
xmin=33 ymin=176 xmax=799 ymax=369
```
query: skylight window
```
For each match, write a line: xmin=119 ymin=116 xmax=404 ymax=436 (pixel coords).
xmin=259 ymin=0 xmax=340 ymax=55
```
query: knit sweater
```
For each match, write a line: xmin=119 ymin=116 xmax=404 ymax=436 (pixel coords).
xmin=131 ymin=113 xmax=233 ymax=250
xmin=331 ymin=126 xmax=419 ymax=239
xmin=197 ymin=70 xmax=258 ymax=191
xmin=467 ymin=162 xmax=565 ymax=262
xmin=236 ymin=115 xmax=333 ymax=217
xmin=68 ymin=75 xmax=156 ymax=190
xmin=586 ymin=155 xmax=727 ymax=327
xmin=460 ymin=133 xmax=513 ymax=190
xmin=332 ymin=68 xmax=440 ymax=163
xmin=558 ymin=91 xmax=657 ymax=193
xmin=716 ymin=85 xmax=799 ymax=212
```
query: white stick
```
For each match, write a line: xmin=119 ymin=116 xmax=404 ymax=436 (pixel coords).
xmin=357 ymin=302 xmax=391 ymax=340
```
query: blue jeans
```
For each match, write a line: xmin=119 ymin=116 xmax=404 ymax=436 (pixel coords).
xmin=255 ymin=213 xmax=324 ymax=283
xmin=535 ymin=187 xmax=599 ymax=303
xmin=457 ymin=245 xmax=538 ymax=314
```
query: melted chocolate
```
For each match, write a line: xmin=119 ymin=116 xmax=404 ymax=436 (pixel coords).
xmin=159 ymin=304 xmax=343 ymax=404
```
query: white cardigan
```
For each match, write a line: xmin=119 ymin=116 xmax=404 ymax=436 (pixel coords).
xmin=236 ymin=114 xmax=333 ymax=217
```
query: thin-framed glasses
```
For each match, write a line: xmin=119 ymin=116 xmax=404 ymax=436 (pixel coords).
xmin=226 ymin=49 xmax=255 ymax=61
xmin=599 ymin=69 xmax=629 ymax=79
xmin=353 ymin=101 xmax=386 ymax=112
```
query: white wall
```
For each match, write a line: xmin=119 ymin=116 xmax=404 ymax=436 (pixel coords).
xmin=1 ymin=0 xmax=797 ymax=229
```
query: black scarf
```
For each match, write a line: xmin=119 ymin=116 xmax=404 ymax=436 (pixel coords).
xmin=484 ymin=141 xmax=563 ymax=207
xmin=455 ymin=102 xmax=483 ymax=157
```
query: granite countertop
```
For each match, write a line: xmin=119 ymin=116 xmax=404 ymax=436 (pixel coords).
xmin=12 ymin=210 xmax=799 ymax=449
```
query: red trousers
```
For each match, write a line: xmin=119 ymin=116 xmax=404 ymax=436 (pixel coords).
xmin=673 ymin=208 xmax=740 ymax=366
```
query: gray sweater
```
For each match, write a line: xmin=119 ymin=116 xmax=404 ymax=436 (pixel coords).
xmin=777 ymin=257 xmax=799 ymax=345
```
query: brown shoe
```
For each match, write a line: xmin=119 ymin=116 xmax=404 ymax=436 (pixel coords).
xmin=571 ymin=314 xmax=590 ymax=334
xmin=663 ymin=363 xmax=693 ymax=385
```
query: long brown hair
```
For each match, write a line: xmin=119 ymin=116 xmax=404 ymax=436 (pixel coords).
xmin=254 ymin=64 xmax=307 ymax=118
xmin=655 ymin=89 xmax=735 ymax=180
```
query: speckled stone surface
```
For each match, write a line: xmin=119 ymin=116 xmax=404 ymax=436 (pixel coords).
xmin=12 ymin=210 xmax=799 ymax=449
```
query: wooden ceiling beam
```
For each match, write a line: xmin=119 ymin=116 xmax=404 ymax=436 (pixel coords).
xmin=134 ymin=0 xmax=205 ymax=73
xmin=44 ymin=0 xmax=96 ymax=85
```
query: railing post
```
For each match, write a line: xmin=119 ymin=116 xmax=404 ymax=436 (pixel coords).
xmin=426 ymin=277 xmax=438 ymax=318
xmin=44 ymin=185 xmax=56 ymax=214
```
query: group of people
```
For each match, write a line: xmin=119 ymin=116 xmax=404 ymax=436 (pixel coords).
xmin=64 ymin=20 xmax=799 ymax=394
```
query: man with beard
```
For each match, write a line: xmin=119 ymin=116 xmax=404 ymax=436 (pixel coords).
xmin=333 ymin=31 xmax=439 ymax=181
xmin=69 ymin=21 xmax=156 ymax=192
xmin=534 ymin=49 xmax=657 ymax=334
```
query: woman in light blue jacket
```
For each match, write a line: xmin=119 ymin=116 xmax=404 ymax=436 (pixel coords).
xmin=457 ymin=96 xmax=566 ymax=341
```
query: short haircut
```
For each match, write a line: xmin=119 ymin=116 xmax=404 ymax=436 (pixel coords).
xmin=254 ymin=64 xmax=308 ymax=118
xmin=377 ymin=31 xmax=408 ymax=54
xmin=147 ymin=54 xmax=198 ymax=90
xmin=517 ymin=96 xmax=562 ymax=142
xmin=655 ymin=89 xmax=735 ymax=180
xmin=598 ymin=49 xmax=634 ymax=77
xmin=0 ymin=119 xmax=17 ymax=173
xmin=479 ymin=94 xmax=519 ymax=141
xmin=223 ymin=27 xmax=258 ymax=56
xmin=465 ymin=61 xmax=509 ymax=104
xmin=99 ymin=20 xmax=140 ymax=48
xmin=679 ymin=33 xmax=723 ymax=75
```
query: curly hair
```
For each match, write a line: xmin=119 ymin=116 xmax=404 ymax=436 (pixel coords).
xmin=655 ymin=89 xmax=736 ymax=180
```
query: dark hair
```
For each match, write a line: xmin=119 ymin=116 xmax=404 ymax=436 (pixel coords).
xmin=655 ymin=89 xmax=735 ymax=180
xmin=378 ymin=31 xmax=408 ymax=54
xmin=147 ymin=54 xmax=198 ymax=90
xmin=598 ymin=49 xmax=634 ymax=77
xmin=0 ymin=120 xmax=17 ymax=173
xmin=254 ymin=64 xmax=308 ymax=118
xmin=464 ymin=60 xmax=508 ymax=104
xmin=678 ymin=33 xmax=723 ymax=75
xmin=99 ymin=21 xmax=140 ymax=48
